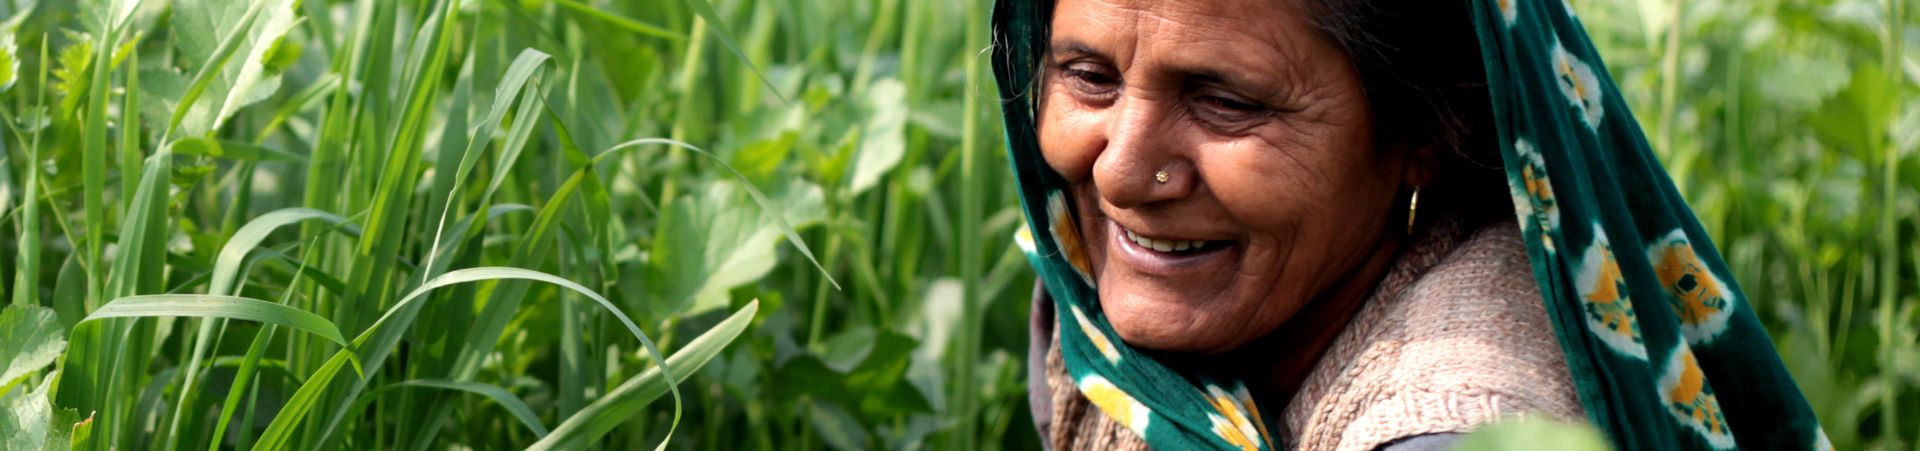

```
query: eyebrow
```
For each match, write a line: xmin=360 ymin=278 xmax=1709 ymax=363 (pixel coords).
xmin=1048 ymin=40 xmax=1103 ymax=62
xmin=1048 ymin=39 xmax=1270 ymax=93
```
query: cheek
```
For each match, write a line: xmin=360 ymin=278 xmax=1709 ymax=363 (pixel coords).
xmin=1204 ymin=122 xmax=1393 ymax=231
xmin=1037 ymin=91 xmax=1103 ymax=182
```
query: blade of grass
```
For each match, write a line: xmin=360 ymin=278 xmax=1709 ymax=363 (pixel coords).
xmin=207 ymin=237 xmax=323 ymax=450
xmin=948 ymin=3 xmax=990 ymax=447
xmin=550 ymin=0 xmax=685 ymax=41
xmin=421 ymin=49 xmax=550 ymax=278
xmin=82 ymin=0 xmax=124 ymax=314
xmin=92 ymin=104 xmax=172 ymax=451
xmin=677 ymin=0 xmax=787 ymax=103
xmin=528 ymin=300 xmax=758 ymax=450
xmin=11 ymin=119 xmax=40 ymax=308
xmin=347 ymin=380 xmax=550 ymax=438
xmin=171 ymin=138 xmax=308 ymax=163
xmin=266 ymin=266 xmax=675 ymax=450
xmin=171 ymin=208 xmax=350 ymax=450
xmin=80 ymin=295 xmax=352 ymax=353
xmin=118 ymin=40 xmax=140 ymax=232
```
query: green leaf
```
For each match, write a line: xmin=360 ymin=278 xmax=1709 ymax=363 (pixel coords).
xmin=52 ymin=38 xmax=91 ymax=117
xmin=730 ymin=131 xmax=797 ymax=181
xmin=550 ymin=0 xmax=685 ymax=41
xmin=0 ymin=31 xmax=17 ymax=93
xmin=847 ymin=78 xmax=907 ymax=194
xmin=679 ymin=0 xmax=786 ymax=103
xmin=0 ymin=305 xmax=64 ymax=389
xmin=1 ymin=375 xmax=83 ymax=451
xmin=1810 ymin=63 xmax=1896 ymax=153
xmin=648 ymin=179 xmax=825 ymax=316
xmin=807 ymin=400 xmax=869 ymax=451
xmin=164 ymin=0 xmax=297 ymax=137
xmin=1452 ymin=417 xmax=1611 ymax=451
xmin=529 ymin=300 xmax=759 ymax=450
xmin=210 ymin=208 xmax=351 ymax=295
xmin=170 ymin=137 xmax=308 ymax=162
xmin=80 ymin=295 xmax=352 ymax=352
xmin=1756 ymin=53 xmax=1850 ymax=114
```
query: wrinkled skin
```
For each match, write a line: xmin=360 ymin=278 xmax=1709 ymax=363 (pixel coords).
xmin=1038 ymin=0 xmax=1434 ymax=356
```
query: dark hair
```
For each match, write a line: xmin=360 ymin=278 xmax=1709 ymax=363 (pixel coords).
xmin=1302 ymin=0 xmax=1510 ymax=222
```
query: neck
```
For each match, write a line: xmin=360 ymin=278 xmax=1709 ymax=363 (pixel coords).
xmin=1157 ymin=223 xmax=1413 ymax=406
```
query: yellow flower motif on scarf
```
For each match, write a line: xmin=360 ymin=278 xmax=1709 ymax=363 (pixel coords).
xmin=1499 ymin=0 xmax=1518 ymax=25
xmin=1577 ymin=230 xmax=1648 ymax=360
xmin=1510 ymin=139 xmax=1561 ymax=253
xmin=1551 ymin=39 xmax=1606 ymax=130
xmin=1205 ymin=383 xmax=1272 ymax=451
xmin=1071 ymin=305 xmax=1123 ymax=365
xmin=1661 ymin=344 xmax=1737 ymax=449
xmin=1647 ymin=230 xmax=1736 ymax=344
xmin=1078 ymin=375 xmax=1153 ymax=436
xmin=1048 ymin=190 xmax=1098 ymax=288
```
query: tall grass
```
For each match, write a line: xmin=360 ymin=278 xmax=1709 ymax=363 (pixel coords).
xmin=0 ymin=0 xmax=1911 ymax=449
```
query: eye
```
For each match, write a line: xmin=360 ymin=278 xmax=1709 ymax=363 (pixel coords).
xmin=1058 ymin=61 xmax=1120 ymax=101
xmin=1193 ymin=94 xmax=1272 ymax=125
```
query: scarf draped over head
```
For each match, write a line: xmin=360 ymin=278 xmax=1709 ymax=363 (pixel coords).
xmin=991 ymin=0 xmax=1829 ymax=449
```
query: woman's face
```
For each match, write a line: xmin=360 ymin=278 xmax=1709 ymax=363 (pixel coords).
xmin=1039 ymin=0 xmax=1423 ymax=353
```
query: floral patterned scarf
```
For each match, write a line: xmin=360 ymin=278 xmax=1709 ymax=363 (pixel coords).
xmin=992 ymin=0 xmax=1830 ymax=449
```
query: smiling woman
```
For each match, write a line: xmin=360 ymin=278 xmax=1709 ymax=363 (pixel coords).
xmin=993 ymin=0 xmax=1830 ymax=450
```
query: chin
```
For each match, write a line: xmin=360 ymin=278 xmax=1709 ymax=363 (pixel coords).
xmin=1101 ymin=292 xmax=1251 ymax=355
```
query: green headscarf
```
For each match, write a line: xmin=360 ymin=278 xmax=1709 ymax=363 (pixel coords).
xmin=991 ymin=0 xmax=1830 ymax=449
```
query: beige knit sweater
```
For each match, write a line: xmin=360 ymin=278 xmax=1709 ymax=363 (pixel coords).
xmin=1035 ymin=219 xmax=1585 ymax=450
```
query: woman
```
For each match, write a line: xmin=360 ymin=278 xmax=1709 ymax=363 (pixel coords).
xmin=992 ymin=0 xmax=1829 ymax=449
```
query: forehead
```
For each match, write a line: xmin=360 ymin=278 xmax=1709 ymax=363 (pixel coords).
xmin=1049 ymin=0 xmax=1332 ymax=79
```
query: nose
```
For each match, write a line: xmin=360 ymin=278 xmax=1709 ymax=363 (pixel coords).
xmin=1092 ymin=92 xmax=1193 ymax=209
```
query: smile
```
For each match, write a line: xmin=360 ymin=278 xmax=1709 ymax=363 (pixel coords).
xmin=1122 ymin=228 xmax=1227 ymax=254
xmin=1110 ymin=221 xmax=1235 ymax=276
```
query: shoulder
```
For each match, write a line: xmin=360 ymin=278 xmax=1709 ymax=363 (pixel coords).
xmin=1284 ymin=219 xmax=1585 ymax=451
xmin=1387 ymin=219 xmax=1586 ymax=419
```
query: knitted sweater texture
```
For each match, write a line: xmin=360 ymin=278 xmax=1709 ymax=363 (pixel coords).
xmin=1034 ymin=219 xmax=1585 ymax=450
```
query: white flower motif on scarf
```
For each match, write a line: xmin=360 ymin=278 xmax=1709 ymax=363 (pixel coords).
xmin=1576 ymin=229 xmax=1648 ymax=360
xmin=1552 ymin=39 xmax=1606 ymax=130
xmin=1660 ymin=344 xmax=1737 ymax=449
xmin=1510 ymin=139 xmax=1562 ymax=253
xmin=1646 ymin=230 xmax=1738 ymax=345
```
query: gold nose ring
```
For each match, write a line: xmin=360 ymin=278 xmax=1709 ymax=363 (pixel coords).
xmin=1154 ymin=170 xmax=1169 ymax=184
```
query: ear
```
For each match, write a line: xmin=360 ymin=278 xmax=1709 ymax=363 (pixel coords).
xmin=1398 ymin=143 xmax=1440 ymax=189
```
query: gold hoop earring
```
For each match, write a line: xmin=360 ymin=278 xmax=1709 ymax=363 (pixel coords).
xmin=1154 ymin=170 xmax=1170 ymax=184
xmin=1406 ymin=187 xmax=1421 ymax=234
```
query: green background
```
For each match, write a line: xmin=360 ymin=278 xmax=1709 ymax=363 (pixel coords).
xmin=0 ymin=0 xmax=1912 ymax=449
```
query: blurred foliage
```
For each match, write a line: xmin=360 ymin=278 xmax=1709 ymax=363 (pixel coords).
xmin=1578 ymin=0 xmax=1918 ymax=448
xmin=0 ymin=0 xmax=1911 ymax=449
xmin=1455 ymin=417 xmax=1613 ymax=451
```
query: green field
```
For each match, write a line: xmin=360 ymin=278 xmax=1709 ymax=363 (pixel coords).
xmin=0 ymin=0 xmax=1913 ymax=449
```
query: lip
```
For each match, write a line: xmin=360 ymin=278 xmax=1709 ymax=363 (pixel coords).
xmin=1108 ymin=220 xmax=1235 ymax=277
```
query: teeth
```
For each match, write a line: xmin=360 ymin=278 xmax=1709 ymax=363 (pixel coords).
xmin=1124 ymin=228 xmax=1208 ymax=253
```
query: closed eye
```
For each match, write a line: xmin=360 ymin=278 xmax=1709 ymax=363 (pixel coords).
xmin=1059 ymin=61 xmax=1121 ymax=102
xmin=1192 ymin=94 xmax=1273 ymax=126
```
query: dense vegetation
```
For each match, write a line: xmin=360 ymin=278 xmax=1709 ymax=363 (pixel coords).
xmin=0 ymin=0 xmax=1911 ymax=449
